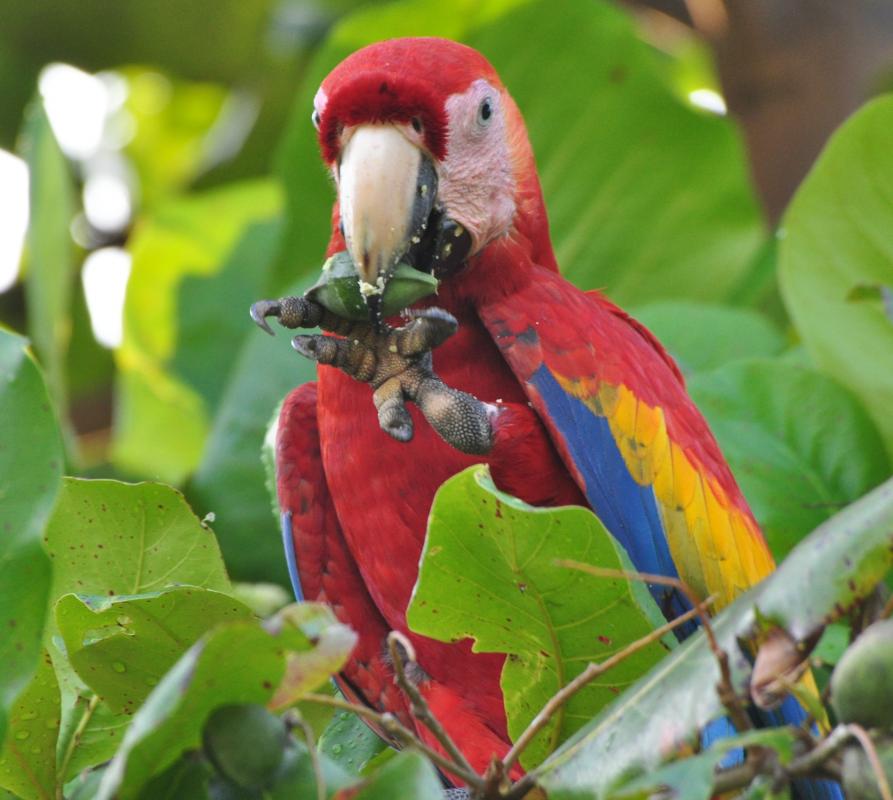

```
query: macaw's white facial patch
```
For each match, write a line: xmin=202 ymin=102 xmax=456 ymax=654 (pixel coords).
xmin=440 ymin=79 xmax=515 ymax=255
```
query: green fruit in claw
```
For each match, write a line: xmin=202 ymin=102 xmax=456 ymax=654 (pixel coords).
xmin=842 ymin=736 xmax=893 ymax=800
xmin=203 ymin=704 xmax=287 ymax=790
xmin=830 ymin=619 xmax=893 ymax=728
xmin=306 ymin=250 xmax=439 ymax=321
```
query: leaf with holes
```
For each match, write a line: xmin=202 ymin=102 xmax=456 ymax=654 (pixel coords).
xmin=407 ymin=465 xmax=673 ymax=769
xmin=43 ymin=478 xmax=232 ymax=782
xmin=56 ymin=588 xmax=253 ymax=714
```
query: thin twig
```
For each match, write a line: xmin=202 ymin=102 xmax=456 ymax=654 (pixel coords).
xmin=881 ymin=592 xmax=893 ymax=620
xmin=285 ymin=710 xmax=325 ymax=800
xmin=502 ymin=601 xmax=706 ymax=782
xmin=301 ymin=691 xmax=484 ymax=789
xmin=711 ymin=724 xmax=856 ymax=794
xmin=848 ymin=724 xmax=893 ymax=800
xmin=387 ymin=631 xmax=478 ymax=779
xmin=556 ymin=560 xmax=752 ymax=734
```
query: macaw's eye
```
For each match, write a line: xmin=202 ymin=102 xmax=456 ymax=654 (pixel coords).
xmin=477 ymin=97 xmax=493 ymax=126
xmin=311 ymin=110 xmax=321 ymax=130
xmin=411 ymin=117 xmax=423 ymax=133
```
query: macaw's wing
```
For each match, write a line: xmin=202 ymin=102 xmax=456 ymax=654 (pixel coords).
xmin=276 ymin=383 xmax=411 ymax=728
xmin=478 ymin=266 xmax=774 ymax=620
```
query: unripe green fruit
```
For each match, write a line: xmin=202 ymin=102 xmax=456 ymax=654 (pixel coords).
xmin=306 ymin=251 xmax=439 ymax=321
xmin=830 ymin=619 xmax=893 ymax=728
xmin=203 ymin=704 xmax=287 ymax=791
xmin=842 ymin=735 xmax=893 ymax=800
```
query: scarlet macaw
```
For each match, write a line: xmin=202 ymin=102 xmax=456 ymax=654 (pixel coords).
xmin=255 ymin=37 xmax=835 ymax=794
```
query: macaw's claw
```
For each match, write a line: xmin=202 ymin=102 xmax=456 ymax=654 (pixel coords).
xmin=291 ymin=308 xmax=494 ymax=455
xmin=250 ymin=295 xmax=327 ymax=335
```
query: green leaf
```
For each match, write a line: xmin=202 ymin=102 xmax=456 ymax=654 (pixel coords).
xmin=264 ymin=738 xmax=355 ymax=799
xmin=0 ymin=651 xmax=60 ymax=800
xmin=113 ymin=180 xmax=281 ymax=483
xmin=0 ymin=330 xmax=62 ymax=747
xmin=629 ymin=302 xmax=785 ymax=375
xmin=812 ymin=624 xmax=850 ymax=667
xmin=275 ymin=0 xmax=764 ymax=305
xmin=55 ymin=589 xmax=254 ymax=713
xmin=341 ymin=751 xmax=442 ymax=800
xmin=186 ymin=276 xmax=316 ymax=584
xmin=44 ymin=478 xmax=231 ymax=599
xmin=535 ymin=476 xmax=893 ymax=797
xmin=318 ymin=710 xmax=388 ymax=776
xmin=267 ymin=604 xmax=356 ymax=711
xmin=20 ymin=100 xmax=77 ymax=430
xmin=408 ymin=465 xmax=673 ymax=768
xmin=688 ymin=359 xmax=891 ymax=560
xmin=95 ymin=604 xmax=337 ymax=799
xmin=43 ymin=478 xmax=232 ymax=781
xmin=779 ymin=95 xmax=893 ymax=458
xmin=609 ymin=729 xmax=796 ymax=800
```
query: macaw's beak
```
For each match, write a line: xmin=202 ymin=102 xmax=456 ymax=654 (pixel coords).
xmin=338 ymin=124 xmax=437 ymax=294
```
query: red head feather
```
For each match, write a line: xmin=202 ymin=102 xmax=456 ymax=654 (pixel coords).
xmin=318 ymin=37 xmax=503 ymax=163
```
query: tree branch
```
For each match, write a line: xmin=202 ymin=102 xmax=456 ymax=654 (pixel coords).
xmin=502 ymin=601 xmax=707 ymax=797
xmin=556 ymin=560 xmax=752 ymax=734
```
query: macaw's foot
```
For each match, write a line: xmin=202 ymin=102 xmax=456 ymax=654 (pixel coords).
xmin=291 ymin=308 xmax=495 ymax=456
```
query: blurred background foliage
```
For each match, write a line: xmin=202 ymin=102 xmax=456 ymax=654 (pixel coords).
xmin=1 ymin=0 xmax=892 ymax=592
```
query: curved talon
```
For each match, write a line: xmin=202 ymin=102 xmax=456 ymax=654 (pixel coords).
xmin=250 ymin=300 xmax=281 ymax=336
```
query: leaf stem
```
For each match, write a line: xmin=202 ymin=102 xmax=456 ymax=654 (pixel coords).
xmin=301 ymin=692 xmax=485 ymax=790
xmin=57 ymin=693 xmax=101 ymax=800
xmin=386 ymin=631 xmax=478 ymax=780
xmin=848 ymin=723 xmax=893 ymax=800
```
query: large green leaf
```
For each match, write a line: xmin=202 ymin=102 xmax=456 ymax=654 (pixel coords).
xmin=43 ymin=479 xmax=231 ymax=599
xmin=407 ymin=465 xmax=673 ymax=768
xmin=689 ymin=359 xmax=891 ymax=560
xmin=20 ymin=100 xmax=77 ymax=430
xmin=113 ymin=179 xmax=281 ymax=483
xmin=629 ymin=302 xmax=785 ymax=376
xmin=55 ymin=588 xmax=253 ymax=713
xmin=43 ymin=478 xmax=232 ymax=781
xmin=0 ymin=652 xmax=60 ymax=800
xmin=187 ymin=278 xmax=316 ymax=584
xmin=274 ymin=0 xmax=763 ymax=304
xmin=536 ymin=476 xmax=893 ymax=797
xmin=0 ymin=330 xmax=62 ymax=748
xmin=96 ymin=604 xmax=343 ymax=798
xmin=779 ymin=95 xmax=893 ymax=458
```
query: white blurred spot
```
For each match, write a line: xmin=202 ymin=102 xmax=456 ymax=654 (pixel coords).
xmin=83 ymin=173 xmax=132 ymax=233
xmin=39 ymin=63 xmax=110 ymax=160
xmin=0 ymin=150 xmax=29 ymax=293
xmin=688 ymin=88 xmax=727 ymax=116
xmin=82 ymin=247 xmax=131 ymax=348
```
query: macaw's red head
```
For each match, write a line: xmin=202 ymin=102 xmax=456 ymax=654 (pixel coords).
xmin=313 ymin=37 xmax=554 ymax=297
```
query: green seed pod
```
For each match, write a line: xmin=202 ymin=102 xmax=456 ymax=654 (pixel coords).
xmin=306 ymin=251 xmax=439 ymax=321
xmin=203 ymin=704 xmax=287 ymax=791
xmin=831 ymin=619 xmax=893 ymax=728
xmin=842 ymin=735 xmax=893 ymax=800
